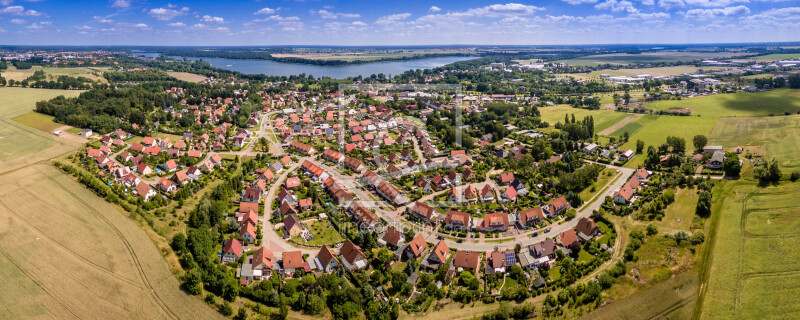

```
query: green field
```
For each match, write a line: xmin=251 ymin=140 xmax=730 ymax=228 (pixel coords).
xmin=0 ymin=87 xmax=83 ymax=174
xmin=557 ymin=52 xmax=746 ymax=67
xmin=751 ymin=53 xmax=800 ymax=60
xmin=699 ymin=181 xmax=800 ymax=319
xmin=657 ymin=188 xmax=700 ymax=233
xmin=710 ymin=114 xmax=800 ymax=171
xmin=11 ymin=112 xmax=62 ymax=133
xmin=619 ymin=115 xmax=715 ymax=158
xmin=300 ymin=220 xmax=345 ymax=247
xmin=647 ymin=89 xmax=800 ymax=118
xmin=539 ymin=105 xmax=633 ymax=134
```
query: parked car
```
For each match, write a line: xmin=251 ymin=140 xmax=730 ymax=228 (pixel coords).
xmin=532 ymin=232 xmax=538 ymax=237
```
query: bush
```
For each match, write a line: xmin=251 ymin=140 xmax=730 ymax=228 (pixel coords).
xmin=791 ymin=171 xmax=800 ymax=182
xmin=219 ymin=301 xmax=233 ymax=316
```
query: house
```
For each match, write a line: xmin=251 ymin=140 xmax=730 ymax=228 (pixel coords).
xmin=221 ymin=239 xmax=243 ymax=263
xmin=382 ymin=227 xmax=405 ymax=249
xmin=298 ymin=198 xmax=313 ymax=211
xmin=343 ymin=156 xmax=365 ymax=173
xmin=583 ymin=143 xmax=599 ymax=155
xmin=277 ymin=188 xmax=297 ymax=204
xmin=476 ymin=212 xmax=510 ymax=232
xmin=559 ymin=229 xmax=581 ymax=253
xmin=480 ymin=184 xmax=495 ymax=202
xmin=240 ymin=222 xmax=257 ymax=244
xmin=703 ymin=145 xmax=724 ymax=155
xmin=172 ymin=170 xmax=189 ymax=185
xmin=376 ymin=181 xmax=409 ymax=205
xmin=498 ymin=172 xmax=514 ymax=186
xmin=619 ymin=149 xmax=635 ymax=161
xmin=454 ymin=250 xmax=481 ymax=273
xmin=283 ymin=214 xmax=305 ymax=237
xmin=511 ymin=179 xmax=529 ymax=196
xmin=285 ymin=177 xmax=301 ymax=189
xmin=156 ymin=178 xmax=176 ymax=193
xmin=243 ymin=247 xmax=274 ymax=281
xmin=281 ymin=251 xmax=305 ymax=276
xmin=134 ymin=181 xmax=157 ymax=201
xmin=410 ymin=201 xmax=437 ymax=225
xmin=544 ymin=196 xmax=571 ymax=217
xmin=532 ymin=238 xmax=557 ymax=259
xmin=500 ymin=187 xmax=517 ymax=203
xmin=634 ymin=168 xmax=651 ymax=181
xmin=463 ymin=185 xmax=478 ymax=202
xmin=575 ymin=217 xmax=600 ymax=241
xmin=315 ymin=246 xmax=339 ymax=273
xmin=242 ymin=188 xmax=261 ymax=203
xmin=707 ymin=151 xmax=725 ymax=169
xmin=339 ymin=240 xmax=368 ymax=271
xmin=163 ymin=159 xmax=178 ymax=173
xmin=423 ymin=240 xmax=450 ymax=270
xmin=444 ymin=210 xmax=471 ymax=230
xmin=613 ymin=184 xmax=635 ymax=205
xmin=487 ymin=250 xmax=515 ymax=274
xmin=404 ymin=234 xmax=427 ymax=259
xmin=519 ymin=207 xmax=545 ymax=227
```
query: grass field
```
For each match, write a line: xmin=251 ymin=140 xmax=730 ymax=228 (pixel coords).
xmin=0 ymin=164 xmax=222 ymax=319
xmin=750 ymin=53 xmax=800 ymax=60
xmin=657 ymin=188 xmax=700 ymax=233
xmin=0 ymin=87 xmax=83 ymax=174
xmin=538 ymin=105 xmax=634 ymax=134
xmin=11 ymin=111 xmax=63 ymax=133
xmin=699 ymin=181 xmax=800 ymax=319
xmin=647 ymin=89 xmax=800 ymax=118
xmin=302 ymin=220 xmax=345 ymax=247
xmin=710 ymin=114 xmax=800 ymax=171
xmin=578 ymin=272 xmax=698 ymax=320
xmin=590 ymin=65 xmax=724 ymax=77
xmin=167 ymin=71 xmax=208 ymax=83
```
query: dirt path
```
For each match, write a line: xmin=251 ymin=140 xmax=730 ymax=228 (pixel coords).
xmin=598 ymin=114 xmax=643 ymax=136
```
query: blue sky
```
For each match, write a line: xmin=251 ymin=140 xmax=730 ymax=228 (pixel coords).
xmin=0 ymin=0 xmax=798 ymax=45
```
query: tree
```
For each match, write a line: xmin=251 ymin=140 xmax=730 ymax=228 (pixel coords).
xmin=693 ymin=135 xmax=708 ymax=151
xmin=696 ymin=191 xmax=712 ymax=217
xmin=234 ymin=307 xmax=247 ymax=320
xmin=305 ymin=294 xmax=325 ymax=315
xmin=636 ymin=140 xmax=645 ymax=154
xmin=723 ymin=152 xmax=741 ymax=177
xmin=182 ymin=268 xmax=203 ymax=295
xmin=646 ymin=223 xmax=658 ymax=236
xmin=220 ymin=301 xmax=233 ymax=316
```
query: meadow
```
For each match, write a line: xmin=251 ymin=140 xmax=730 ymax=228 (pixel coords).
xmin=556 ymin=52 xmax=747 ymax=67
xmin=538 ymin=105 xmax=634 ymax=134
xmin=647 ymin=89 xmax=800 ymax=118
xmin=589 ymin=65 xmax=724 ymax=77
xmin=751 ymin=53 xmax=800 ymax=61
xmin=699 ymin=181 xmax=800 ymax=319
xmin=0 ymin=164 xmax=222 ymax=319
xmin=1 ymin=65 xmax=109 ymax=83
xmin=0 ymin=87 xmax=83 ymax=174
xmin=710 ymin=114 xmax=800 ymax=171
xmin=167 ymin=71 xmax=208 ymax=83
xmin=578 ymin=272 xmax=698 ymax=320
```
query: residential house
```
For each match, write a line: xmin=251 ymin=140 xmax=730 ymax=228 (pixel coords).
xmin=134 ymin=182 xmax=157 ymax=201
xmin=559 ymin=229 xmax=581 ymax=253
xmin=339 ymin=240 xmax=368 ymax=271
xmin=543 ymin=196 xmax=571 ymax=217
xmin=382 ymin=227 xmax=405 ymax=249
xmin=519 ymin=207 xmax=545 ymax=227
xmin=476 ymin=212 xmax=510 ymax=232
xmin=281 ymin=251 xmax=305 ymax=276
xmin=454 ymin=250 xmax=481 ymax=273
xmin=423 ymin=240 xmax=450 ymax=270
xmin=613 ymin=184 xmax=635 ymax=205
xmin=221 ymin=239 xmax=243 ymax=263
xmin=410 ymin=201 xmax=437 ymax=225
xmin=575 ymin=217 xmax=600 ymax=241
xmin=404 ymin=234 xmax=427 ymax=260
xmin=444 ymin=210 xmax=471 ymax=231
xmin=315 ymin=246 xmax=339 ymax=273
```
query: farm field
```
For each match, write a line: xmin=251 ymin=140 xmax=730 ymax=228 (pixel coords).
xmin=750 ymin=53 xmax=800 ymax=60
xmin=556 ymin=52 xmax=747 ymax=67
xmin=1 ymin=65 xmax=109 ymax=83
xmin=709 ymin=115 xmax=800 ymax=171
xmin=538 ymin=105 xmax=634 ymax=134
xmin=0 ymin=164 xmax=223 ymax=320
xmin=699 ymin=181 xmax=800 ymax=319
xmin=11 ymin=111 xmax=63 ymax=133
xmin=577 ymin=272 xmax=698 ymax=320
xmin=167 ymin=71 xmax=208 ymax=83
xmin=0 ymin=87 xmax=83 ymax=174
xmin=646 ymin=89 xmax=800 ymax=118
xmin=590 ymin=65 xmax=725 ymax=77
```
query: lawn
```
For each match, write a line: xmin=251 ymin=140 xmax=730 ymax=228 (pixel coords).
xmin=710 ymin=114 xmax=800 ymax=171
xmin=578 ymin=168 xmax=615 ymax=203
xmin=11 ymin=111 xmax=63 ymax=133
xmin=303 ymin=220 xmax=345 ymax=247
xmin=538 ymin=105 xmax=632 ymax=134
xmin=699 ymin=181 xmax=800 ymax=319
xmin=657 ymin=188 xmax=699 ymax=233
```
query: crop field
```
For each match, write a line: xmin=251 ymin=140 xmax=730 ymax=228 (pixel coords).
xmin=0 ymin=87 xmax=83 ymax=174
xmin=709 ymin=115 xmax=800 ymax=171
xmin=11 ymin=111 xmax=63 ymax=133
xmin=0 ymin=164 xmax=222 ymax=319
xmin=538 ymin=105 xmax=634 ymax=134
xmin=1 ymin=65 xmax=109 ymax=82
xmin=590 ymin=65 xmax=726 ymax=77
xmin=557 ymin=52 xmax=748 ymax=67
xmin=578 ymin=272 xmax=698 ymax=320
xmin=699 ymin=181 xmax=800 ymax=319
xmin=167 ymin=71 xmax=208 ymax=83
xmin=751 ymin=53 xmax=800 ymax=61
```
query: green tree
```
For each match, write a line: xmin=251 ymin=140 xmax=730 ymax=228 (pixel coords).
xmin=646 ymin=223 xmax=658 ymax=236
xmin=723 ymin=152 xmax=741 ymax=177
xmin=696 ymin=190 xmax=712 ymax=217
xmin=636 ymin=140 xmax=645 ymax=154
xmin=693 ymin=135 xmax=708 ymax=151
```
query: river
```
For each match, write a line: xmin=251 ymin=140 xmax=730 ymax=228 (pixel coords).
xmin=133 ymin=52 xmax=475 ymax=78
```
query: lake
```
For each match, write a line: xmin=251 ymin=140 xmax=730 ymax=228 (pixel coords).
xmin=134 ymin=53 xmax=475 ymax=78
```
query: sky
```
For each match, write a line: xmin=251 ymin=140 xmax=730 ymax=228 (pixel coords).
xmin=0 ymin=0 xmax=798 ymax=46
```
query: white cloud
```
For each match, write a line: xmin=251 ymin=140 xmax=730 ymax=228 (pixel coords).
xmin=375 ymin=12 xmax=412 ymax=24
xmin=9 ymin=18 xmax=25 ymax=24
xmin=659 ymin=0 xmax=685 ymax=8
xmin=641 ymin=0 xmax=656 ymax=5
xmin=168 ymin=22 xmax=185 ymax=27
xmin=254 ymin=7 xmax=277 ymax=15
xmin=146 ymin=7 xmax=189 ymax=21
xmin=134 ymin=23 xmax=149 ymax=28
xmin=311 ymin=9 xmax=360 ymax=19
xmin=110 ymin=0 xmax=130 ymax=8
xmin=684 ymin=5 xmax=749 ymax=18
xmin=415 ymin=3 xmax=543 ymax=25
xmin=0 ymin=0 xmax=13 ymax=6
xmin=202 ymin=15 xmax=224 ymax=23
xmin=683 ymin=0 xmax=748 ymax=7
xmin=429 ymin=6 xmax=441 ymax=12
xmin=0 ymin=5 xmax=45 ymax=17
xmin=595 ymin=0 xmax=639 ymax=12
xmin=745 ymin=6 xmax=800 ymax=21
xmin=562 ymin=0 xmax=600 ymax=4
